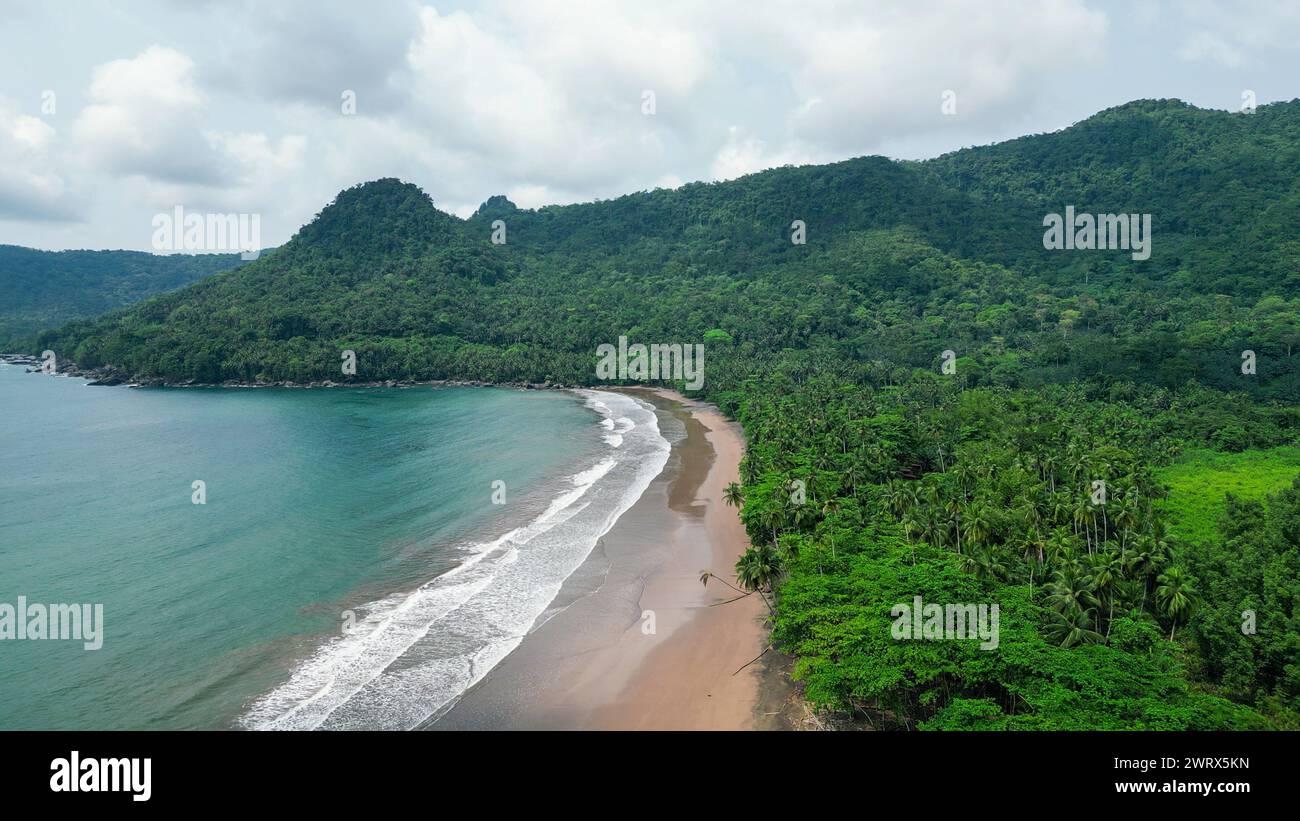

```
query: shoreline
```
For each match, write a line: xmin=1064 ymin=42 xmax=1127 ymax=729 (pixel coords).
xmin=590 ymin=388 xmax=797 ymax=730
xmin=0 ymin=354 xmax=577 ymax=390
xmin=4 ymin=360 xmax=803 ymax=729
xmin=430 ymin=387 xmax=796 ymax=730
xmin=0 ymin=356 xmax=575 ymax=390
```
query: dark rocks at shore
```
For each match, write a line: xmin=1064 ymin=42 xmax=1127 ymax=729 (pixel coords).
xmin=87 ymin=368 xmax=131 ymax=386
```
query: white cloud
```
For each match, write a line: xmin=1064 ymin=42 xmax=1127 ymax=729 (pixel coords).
xmin=767 ymin=0 xmax=1109 ymax=151
xmin=66 ymin=45 xmax=308 ymax=231
xmin=201 ymin=0 xmax=418 ymax=114
xmin=15 ymin=0 xmax=1300 ymax=250
xmin=1178 ymin=32 xmax=1244 ymax=67
xmin=1176 ymin=0 xmax=1300 ymax=67
xmin=401 ymin=4 xmax=705 ymax=193
xmin=0 ymin=100 xmax=73 ymax=221
xmin=710 ymin=126 xmax=811 ymax=181
xmin=71 ymin=46 xmax=221 ymax=184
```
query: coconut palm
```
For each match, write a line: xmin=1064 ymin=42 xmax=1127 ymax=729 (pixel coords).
xmin=722 ymin=482 xmax=744 ymax=509
xmin=1156 ymin=566 xmax=1195 ymax=641
xmin=1087 ymin=550 xmax=1125 ymax=639
xmin=1047 ymin=606 xmax=1104 ymax=648
xmin=1044 ymin=526 xmax=1076 ymax=567
xmin=946 ymin=496 xmax=964 ymax=554
xmin=963 ymin=501 xmax=994 ymax=549
xmin=1047 ymin=563 xmax=1099 ymax=619
xmin=880 ymin=480 xmax=908 ymax=517
xmin=735 ymin=545 xmax=782 ymax=594
xmin=962 ymin=545 xmax=1008 ymax=581
xmin=699 ymin=567 xmax=773 ymax=615
xmin=821 ymin=498 xmax=842 ymax=558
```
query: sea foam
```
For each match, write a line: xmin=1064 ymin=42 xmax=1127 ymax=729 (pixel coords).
xmin=241 ymin=390 xmax=669 ymax=730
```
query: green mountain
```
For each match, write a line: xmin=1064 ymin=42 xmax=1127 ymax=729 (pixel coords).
xmin=0 ymin=245 xmax=246 ymax=345
xmin=28 ymin=99 xmax=1300 ymax=397
xmin=27 ymin=99 xmax=1300 ymax=729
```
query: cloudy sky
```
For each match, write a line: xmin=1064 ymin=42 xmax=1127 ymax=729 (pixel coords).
xmin=2 ymin=0 xmax=1298 ymax=251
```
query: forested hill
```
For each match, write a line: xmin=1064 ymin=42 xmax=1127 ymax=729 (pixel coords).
xmin=0 ymin=245 xmax=246 ymax=344
xmin=23 ymin=98 xmax=1300 ymax=729
xmin=27 ymin=99 xmax=1300 ymax=399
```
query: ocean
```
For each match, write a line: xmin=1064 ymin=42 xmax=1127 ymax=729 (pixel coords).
xmin=0 ymin=363 xmax=669 ymax=729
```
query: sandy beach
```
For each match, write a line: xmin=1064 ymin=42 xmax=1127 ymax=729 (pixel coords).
xmin=430 ymin=388 xmax=792 ymax=730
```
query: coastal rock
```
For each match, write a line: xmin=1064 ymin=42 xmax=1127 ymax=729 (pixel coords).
xmin=86 ymin=366 xmax=131 ymax=386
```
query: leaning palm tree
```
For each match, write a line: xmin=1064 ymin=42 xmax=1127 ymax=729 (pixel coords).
xmin=722 ymin=482 xmax=744 ymax=509
xmin=699 ymin=565 xmax=774 ymax=615
xmin=738 ymin=546 xmax=782 ymax=613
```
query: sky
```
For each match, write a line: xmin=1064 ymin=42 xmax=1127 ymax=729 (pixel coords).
xmin=1 ymin=0 xmax=1298 ymax=251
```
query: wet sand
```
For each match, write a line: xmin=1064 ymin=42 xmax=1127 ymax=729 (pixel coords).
xmin=429 ymin=388 xmax=788 ymax=730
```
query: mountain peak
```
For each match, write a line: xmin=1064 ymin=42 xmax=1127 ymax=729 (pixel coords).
xmin=291 ymin=178 xmax=459 ymax=254
xmin=324 ymin=178 xmax=436 ymax=214
xmin=473 ymin=195 xmax=519 ymax=219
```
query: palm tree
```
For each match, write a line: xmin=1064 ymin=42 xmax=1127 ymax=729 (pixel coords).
xmin=880 ymin=480 xmax=908 ymax=517
xmin=1126 ymin=534 xmax=1168 ymax=613
xmin=1050 ymin=493 xmax=1073 ymax=531
xmin=700 ymin=568 xmax=773 ymax=615
xmin=1087 ymin=550 xmax=1124 ymax=639
xmin=946 ymin=496 xmax=964 ymax=554
xmin=1020 ymin=525 xmax=1046 ymax=594
xmin=1047 ymin=563 xmax=1098 ymax=620
xmin=952 ymin=460 xmax=976 ymax=502
xmin=1110 ymin=495 xmax=1135 ymax=550
xmin=761 ymin=507 xmax=784 ymax=553
xmin=722 ymin=482 xmax=744 ymax=509
xmin=1072 ymin=495 xmax=1093 ymax=553
xmin=1045 ymin=526 xmax=1076 ymax=568
xmin=1047 ymin=606 xmax=1104 ymax=648
xmin=1112 ymin=577 xmax=1145 ymax=617
xmin=821 ymin=498 xmax=842 ymax=559
xmin=735 ymin=545 xmax=782 ymax=594
xmin=1156 ymin=566 xmax=1194 ymax=641
xmin=963 ymin=545 xmax=1008 ymax=581
xmin=844 ymin=461 xmax=865 ymax=499
xmin=789 ymin=496 xmax=816 ymax=534
xmin=921 ymin=509 xmax=945 ymax=550
xmin=963 ymin=502 xmax=994 ymax=549
xmin=1041 ymin=452 xmax=1058 ymax=493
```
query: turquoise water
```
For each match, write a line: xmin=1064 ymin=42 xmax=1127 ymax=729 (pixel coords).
xmin=0 ymin=365 xmax=658 ymax=729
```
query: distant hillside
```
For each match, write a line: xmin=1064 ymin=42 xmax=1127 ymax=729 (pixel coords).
xmin=0 ymin=246 xmax=246 ymax=344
